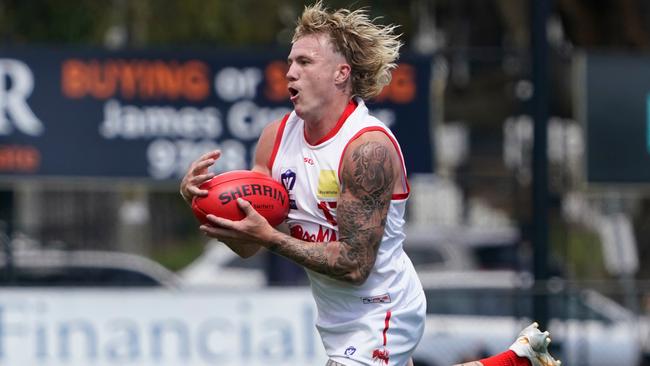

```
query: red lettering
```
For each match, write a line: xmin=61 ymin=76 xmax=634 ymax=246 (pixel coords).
xmin=0 ymin=145 xmax=40 ymax=172
xmin=60 ymin=58 xmax=210 ymax=101
xmin=375 ymin=63 xmax=416 ymax=104
xmin=290 ymin=224 xmax=337 ymax=243
xmin=316 ymin=226 xmax=337 ymax=242
xmin=264 ymin=60 xmax=289 ymax=102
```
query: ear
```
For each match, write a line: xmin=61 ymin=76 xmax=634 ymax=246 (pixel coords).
xmin=335 ymin=63 xmax=351 ymax=85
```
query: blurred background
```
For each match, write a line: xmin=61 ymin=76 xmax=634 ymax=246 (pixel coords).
xmin=1 ymin=0 xmax=650 ymax=365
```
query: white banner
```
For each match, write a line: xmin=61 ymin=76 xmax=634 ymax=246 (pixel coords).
xmin=0 ymin=288 xmax=327 ymax=366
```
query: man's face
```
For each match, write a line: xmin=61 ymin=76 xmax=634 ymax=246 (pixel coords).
xmin=286 ymin=33 xmax=346 ymax=121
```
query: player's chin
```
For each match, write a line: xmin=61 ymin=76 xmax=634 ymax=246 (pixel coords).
xmin=293 ymin=105 xmax=307 ymax=119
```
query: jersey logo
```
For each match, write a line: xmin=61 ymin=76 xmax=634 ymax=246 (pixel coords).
xmin=290 ymin=224 xmax=337 ymax=242
xmin=280 ymin=168 xmax=297 ymax=209
xmin=281 ymin=168 xmax=296 ymax=190
xmin=317 ymin=169 xmax=339 ymax=199
xmin=345 ymin=346 xmax=357 ymax=356
xmin=361 ymin=293 xmax=392 ymax=304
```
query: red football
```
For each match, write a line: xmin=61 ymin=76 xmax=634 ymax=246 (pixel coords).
xmin=191 ymin=170 xmax=289 ymax=227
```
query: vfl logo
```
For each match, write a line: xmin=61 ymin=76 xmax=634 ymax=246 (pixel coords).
xmin=281 ymin=168 xmax=297 ymax=209
xmin=0 ymin=59 xmax=44 ymax=136
xmin=281 ymin=169 xmax=296 ymax=190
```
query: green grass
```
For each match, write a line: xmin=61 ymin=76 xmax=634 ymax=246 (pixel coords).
xmin=551 ymin=222 xmax=609 ymax=280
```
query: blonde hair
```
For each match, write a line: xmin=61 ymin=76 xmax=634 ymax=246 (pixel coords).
xmin=292 ymin=1 xmax=402 ymax=99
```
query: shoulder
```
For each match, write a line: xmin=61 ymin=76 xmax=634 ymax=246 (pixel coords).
xmin=341 ymin=129 xmax=399 ymax=166
xmin=340 ymin=130 xmax=400 ymax=180
xmin=252 ymin=118 xmax=286 ymax=173
xmin=259 ymin=118 xmax=283 ymax=142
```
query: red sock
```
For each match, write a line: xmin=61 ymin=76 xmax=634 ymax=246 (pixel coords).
xmin=479 ymin=350 xmax=531 ymax=366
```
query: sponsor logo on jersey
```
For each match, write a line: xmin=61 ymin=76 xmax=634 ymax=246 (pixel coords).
xmin=317 ymin=169 xmax=339 ymax=199
xmin=290 ymin=224 xmax=337 ymax=242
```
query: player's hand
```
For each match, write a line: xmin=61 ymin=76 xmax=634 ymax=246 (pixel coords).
xmin=200 ymin=198 xmax=274 ymax=243
xmin=180 ymin=150 xmax=221 ymax=204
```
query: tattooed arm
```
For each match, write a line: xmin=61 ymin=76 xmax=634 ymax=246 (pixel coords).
xmin=204 ymin=131 xmax=401 ymax=284
xmin=266 ymin=131 xmax=398 ymax=284
xmin=207 ymin=131 xmax=399 ymax=285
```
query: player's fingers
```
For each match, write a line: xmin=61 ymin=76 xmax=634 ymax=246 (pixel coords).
xmin=236 ymin=198 xmax=255 ymax=215
xmin=191 ymin=158 xmax=215 ymax=175
xmin=205 ymin=214 xmax=236 ymax=229
xmin=190 ymin=172 xmax=215 ymax=185
xmin=197 ymin=149 xmax=221 ymax=162
xmin=187 ymin=186 xmax=209 ymax=197
xmin=199 ymin=224 xmax=233 ymax=238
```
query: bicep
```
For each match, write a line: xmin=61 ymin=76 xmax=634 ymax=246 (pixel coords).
xmin=338 ymin=133 xmax=398 ymax=223
xmin=336 ymin=135 xmax=397 ymax=270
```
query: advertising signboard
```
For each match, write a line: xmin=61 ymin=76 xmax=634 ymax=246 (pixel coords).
xmin=0 ymin=48 xmax=433 ymax=183
xmin=0 ymin=288 xmax=327 ymax=366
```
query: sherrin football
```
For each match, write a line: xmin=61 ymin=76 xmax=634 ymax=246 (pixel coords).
xmin=191 ymin=170 xmax=290 ymax=227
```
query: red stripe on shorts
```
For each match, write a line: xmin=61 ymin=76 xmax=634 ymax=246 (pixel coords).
xmin=382 ymin=310 xmax=391 ymax=346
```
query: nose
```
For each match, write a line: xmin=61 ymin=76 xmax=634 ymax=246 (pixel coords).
xmin=286 ymin=63 xmax=298 ymax=82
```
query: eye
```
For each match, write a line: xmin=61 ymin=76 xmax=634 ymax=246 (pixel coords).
xmin=296 ymin=57 xmax=311 ymax=65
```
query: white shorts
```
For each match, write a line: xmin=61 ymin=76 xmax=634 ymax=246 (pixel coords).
xmin=320 ymin=293 xmax=426 ymax=366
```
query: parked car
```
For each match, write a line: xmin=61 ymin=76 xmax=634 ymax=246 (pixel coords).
xmin=178 ymin=240 xmax=268 ymax=288
xmin=0 ymin=245 xmax=180 ymax=288
xmin=412 ymin=270 xmax=641 ymax=366
xmin=403 ymin=224 xmax=519 ymax=271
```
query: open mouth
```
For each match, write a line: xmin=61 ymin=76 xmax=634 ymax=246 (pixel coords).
xmin=288 ymin=87 xmax=299 ymax=100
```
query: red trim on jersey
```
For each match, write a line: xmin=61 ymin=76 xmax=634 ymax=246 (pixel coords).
xmin=266 ymin=113 xmax=291 ymax=170
xmin=306 ymin=99 xmax=358 ymax=146
xmin=338 ymin=127 xmax=410 ymax=200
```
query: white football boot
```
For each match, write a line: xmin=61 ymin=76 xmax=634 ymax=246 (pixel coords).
xmin=508 ymin=322 xmax=561 ymax=366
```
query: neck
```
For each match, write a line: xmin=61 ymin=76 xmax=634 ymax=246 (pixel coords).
xmin=303 ymin=96 xmax=352 ymax=145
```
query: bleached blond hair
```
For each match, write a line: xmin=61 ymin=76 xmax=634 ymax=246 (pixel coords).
xmin=292 ymin=1 xmax=402 ymax=99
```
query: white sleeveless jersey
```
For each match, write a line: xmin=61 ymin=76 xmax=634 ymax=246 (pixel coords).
xmin=268 ymin=98 xmax=424 ymax=331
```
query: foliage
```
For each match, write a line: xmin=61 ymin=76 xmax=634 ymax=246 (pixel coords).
xmin=0 ymin=0 xmax=413 ymax=47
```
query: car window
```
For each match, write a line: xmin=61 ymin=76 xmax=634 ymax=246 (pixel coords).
xmin=425 ymin=289 xmax=529 ymax=317
xmin=404 ymin=247 xmax=445 ymax=267
xmin=0 ymin=267 xmax=165 ymax=287
xmin=225 ymin=251 xmax=266 ymax=270
xmin=549 ymin=293 xmax=611 ymax=323
xmin=424 ymin=288 xmax=612 ymax=323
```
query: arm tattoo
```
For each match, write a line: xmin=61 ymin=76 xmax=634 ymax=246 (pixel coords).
xmin=267 ymin=141 xmax=394 ymax=284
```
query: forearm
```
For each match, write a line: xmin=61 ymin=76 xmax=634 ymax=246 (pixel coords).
xmin=265 ymin=230 xmax=369 ymax=285
xmin=221 ymin=238 xmax=261 ymax=258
